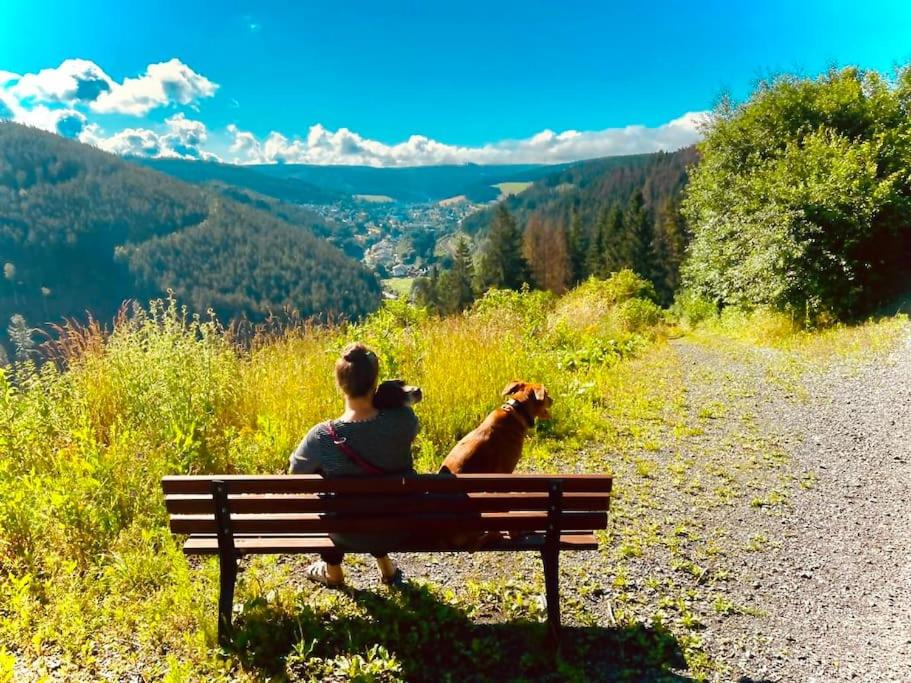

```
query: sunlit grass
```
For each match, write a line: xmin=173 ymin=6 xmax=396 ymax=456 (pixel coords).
xmin=0 ymin=276 xmax=906 ymax=679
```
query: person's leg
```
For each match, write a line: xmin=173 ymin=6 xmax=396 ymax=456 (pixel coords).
xmin=306 ymin=551 xmax=345 ymax=586
xmin=371 ymin=552 xmax=402 ymax=584
xmin=321 ymin=550 xmax=345 ymax=566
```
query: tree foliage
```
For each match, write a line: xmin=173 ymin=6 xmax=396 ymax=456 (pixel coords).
xmin=682 ymin=66 xmax=911 ymax=318
xmin=464 ymin=149 xmax=695 ymax=304
xmin=476 ymin=204 xmax=529 ymax=291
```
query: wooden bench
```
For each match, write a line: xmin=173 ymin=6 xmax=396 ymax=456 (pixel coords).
xmin=161 ymin=473 xmax=612 ymax=644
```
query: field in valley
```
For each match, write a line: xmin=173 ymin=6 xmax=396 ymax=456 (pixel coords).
xmin=492 ymin=182 xmax=533 ymax=199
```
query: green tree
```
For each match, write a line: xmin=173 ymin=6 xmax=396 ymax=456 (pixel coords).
xmin=683 ymin=66 xmax=911 ymax=319
xmin=625 ymin=190 xmax=653 ymax=280
xmin=652 ymin=198 xmax=687 ymax=303
xmin=601 ymin=204 xmax=626 ymax=274
xmin=585 ymin=208 xmax=609 ymax=278
xmin=476 ymin=204 xmax=528 ymax=291
xmin=567 ymin=207 xmax=588 ymax=284
xmin=438 ymin=237 xmax=475 ymax=313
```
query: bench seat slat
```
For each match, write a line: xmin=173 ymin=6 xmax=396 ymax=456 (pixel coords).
xmin=164 ymin=492 xmax=610 ymax=515
xmin=161 ymin=474 xmax=613 ymax=495
xmin=182 ymin=532 xmax=600 ymax=555
xmin=169 ymin=510 xmax=608 ymax=535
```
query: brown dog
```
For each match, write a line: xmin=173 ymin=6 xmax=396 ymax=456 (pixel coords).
xmin=440 ymin=381 xmax=553 ymax=474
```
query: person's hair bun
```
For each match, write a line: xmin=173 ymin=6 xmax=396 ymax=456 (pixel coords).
xmin=343 ymin=343 xmax=372 ymax=362
xmin=336 ymin=342 xmax=379 ymax=398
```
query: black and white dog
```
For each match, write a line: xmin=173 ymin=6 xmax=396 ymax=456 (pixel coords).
xmin=373 ymin=379 xmax=423 ymax=410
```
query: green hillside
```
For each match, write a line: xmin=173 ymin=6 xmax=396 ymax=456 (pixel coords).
xmin=462 ymin=150 xmax=695 ymax=235
xmin=0 ymin=123 xmax=381 ymax=342
xmin=252 ymin=162 xmax=571 ymax=203
xmin=134 ymin=156 xmax=345 ymax=204
xmin=417 ymin=149 xmax=697 ymax=312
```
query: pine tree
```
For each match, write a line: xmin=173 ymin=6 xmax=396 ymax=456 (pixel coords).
xmin=585 ymin=208 xmax=608 ymax=279
xmin=567 ymin=208 xmax=587 ymax=284
xmin=625 ymin=190 xmax=654 ymax=280
xmin=602 ymin=204 xmax=626 ymax=273
xmin=657 ymin=197 xmax=687 ymax=294
xmin=650 ymin=222 xmax=672 ymax=304
xmin=444 ymin=236 xmax=475 ymax=312
xmin=477 ymin=204 xmax=528 ymax=291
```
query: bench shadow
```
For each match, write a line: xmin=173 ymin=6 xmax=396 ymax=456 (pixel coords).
xmin=228 ymin=581 xmax=689 ymax=682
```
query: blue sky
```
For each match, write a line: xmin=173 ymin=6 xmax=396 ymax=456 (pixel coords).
xmin=1 ymin=0 xmax=909 ymax=166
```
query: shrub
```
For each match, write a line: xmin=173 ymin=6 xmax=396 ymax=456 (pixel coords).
xmin=550 ymin=270 xmax=658 ymax=334
xmin=614 ymin=298 xmax=665 ymax=333
xmin=683 ymin=66 xmax=911 ymax=320
xmin=672 ymin=291 xmax=718 ymax=328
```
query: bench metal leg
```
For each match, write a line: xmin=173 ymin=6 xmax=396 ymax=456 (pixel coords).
xmin=211 ymin=479 xmax=237 ymax=648
xmin=217 ymin=553 xmax=238 ymax=646
xmin=541 ymin=544 xmax=561 ymax=641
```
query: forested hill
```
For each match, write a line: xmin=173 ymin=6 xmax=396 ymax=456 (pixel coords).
xmin=134 ymin=157 xmax=345 ymax=205
xmin=139 ymin=157 xmax=571 ymax=204
xmin=0 ymin=123 xmax=382 ymax=342
xmin=251 ymin=162 xmax=570 ymax=203
xmin=459 ymin=148 xmax=698 ymax=302
xmin=462 ymin=149 xmax=697 ymax=234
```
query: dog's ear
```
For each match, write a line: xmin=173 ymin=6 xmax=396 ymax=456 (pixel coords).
xmin=533 ymin=384 xmax=548 ymax=402
xmin=501 ymin=380 xmax=526 ymax=397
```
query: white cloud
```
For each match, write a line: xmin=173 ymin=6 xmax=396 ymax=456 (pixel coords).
xmin=0 ymin=82 xmax=87 ymax=138
xmin=0 ymin=56 xmax=704 ymax=168
xmin=91 ymin=59 xmax=218 ymax=115
xmin=81 ymin=112 xmax=218 ymax=160
xmin=226 ymin=112 xmax=707 ymax=167
xmin=8 ymin=59 xmax=113 ymax=104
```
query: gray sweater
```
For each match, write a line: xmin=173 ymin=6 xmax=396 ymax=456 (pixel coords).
xmin=288 ymin=408 xmax=420 ymax=553
xmin=289 ymin=408 xmax=419 ymax=477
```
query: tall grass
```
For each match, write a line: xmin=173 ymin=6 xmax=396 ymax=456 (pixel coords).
xmin=3 ymin=274 xmax=904 ymax=679
xmin=0 ymin=273 xmax=665 ymax=677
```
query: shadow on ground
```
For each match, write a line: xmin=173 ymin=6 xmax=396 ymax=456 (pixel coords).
xmin=227 ymin=582 xmax=689 ymax=681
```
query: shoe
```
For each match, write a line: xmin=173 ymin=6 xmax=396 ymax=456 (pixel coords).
xmin=380 ymin=562 xmax=406 ymax=587
xmin=304 ymin=561 xmax=344 ymax=588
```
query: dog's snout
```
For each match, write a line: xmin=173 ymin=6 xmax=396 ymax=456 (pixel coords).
xmin=404 ymin=385 xmax=423 ymax=405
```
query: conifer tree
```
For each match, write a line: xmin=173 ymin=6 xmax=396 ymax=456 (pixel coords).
xmin=523 ymin=215 xmax=570 ymax=294
xmin=567 ymin=208 xmax=587 ymax=284
xmin=654 ymin=198 xmax=688 ymax=302
xmin=477 ymin=204 xmax=528 ymax=290
xmin=602 ymin=204 xmax=626 ymax=273
xmin=585 ymin=208 xmax=609 ymax=278
xmin=441 ymin=236 xmax=475 ymax=312
xmin=625 ymin=190 xmax=654 ymax=280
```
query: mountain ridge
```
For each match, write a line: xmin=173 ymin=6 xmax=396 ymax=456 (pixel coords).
xmin=0 ymin=123 xmax=381 ymax=344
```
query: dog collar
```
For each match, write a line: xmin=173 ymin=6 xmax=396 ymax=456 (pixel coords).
xmin=503 ymin=398 xmax=535 ymax=428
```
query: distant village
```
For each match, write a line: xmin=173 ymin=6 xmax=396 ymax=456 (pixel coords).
xmin=301 ymin=197 xmax=483 ymax=283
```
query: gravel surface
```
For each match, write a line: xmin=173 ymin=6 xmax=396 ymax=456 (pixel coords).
xmin=739 ymin=329 xmax=911 ymax=682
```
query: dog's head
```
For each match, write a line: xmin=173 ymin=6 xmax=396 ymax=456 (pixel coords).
xmin=373 ymin=379 xmax=423 ymax=410
xmin=501 ymin=380 xmax=553 ymax=420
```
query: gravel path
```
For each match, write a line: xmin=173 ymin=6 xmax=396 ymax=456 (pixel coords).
xmin=740 ymin=328 xmax=911 ymax=682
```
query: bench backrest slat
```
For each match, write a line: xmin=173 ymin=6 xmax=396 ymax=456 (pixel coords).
xmin=161 ymin=474 xmax=613 ymax=496
xmin=164 ymin=492 xmax=610 ymax=516
xmin=169 ymin=510 xmax=608 ymax=535
xmin=162 ymin=474 xmax=611 ymax=540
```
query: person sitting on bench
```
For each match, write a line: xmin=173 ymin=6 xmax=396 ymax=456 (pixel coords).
xmin=288 ymin=342 xmax=418 ymax=587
